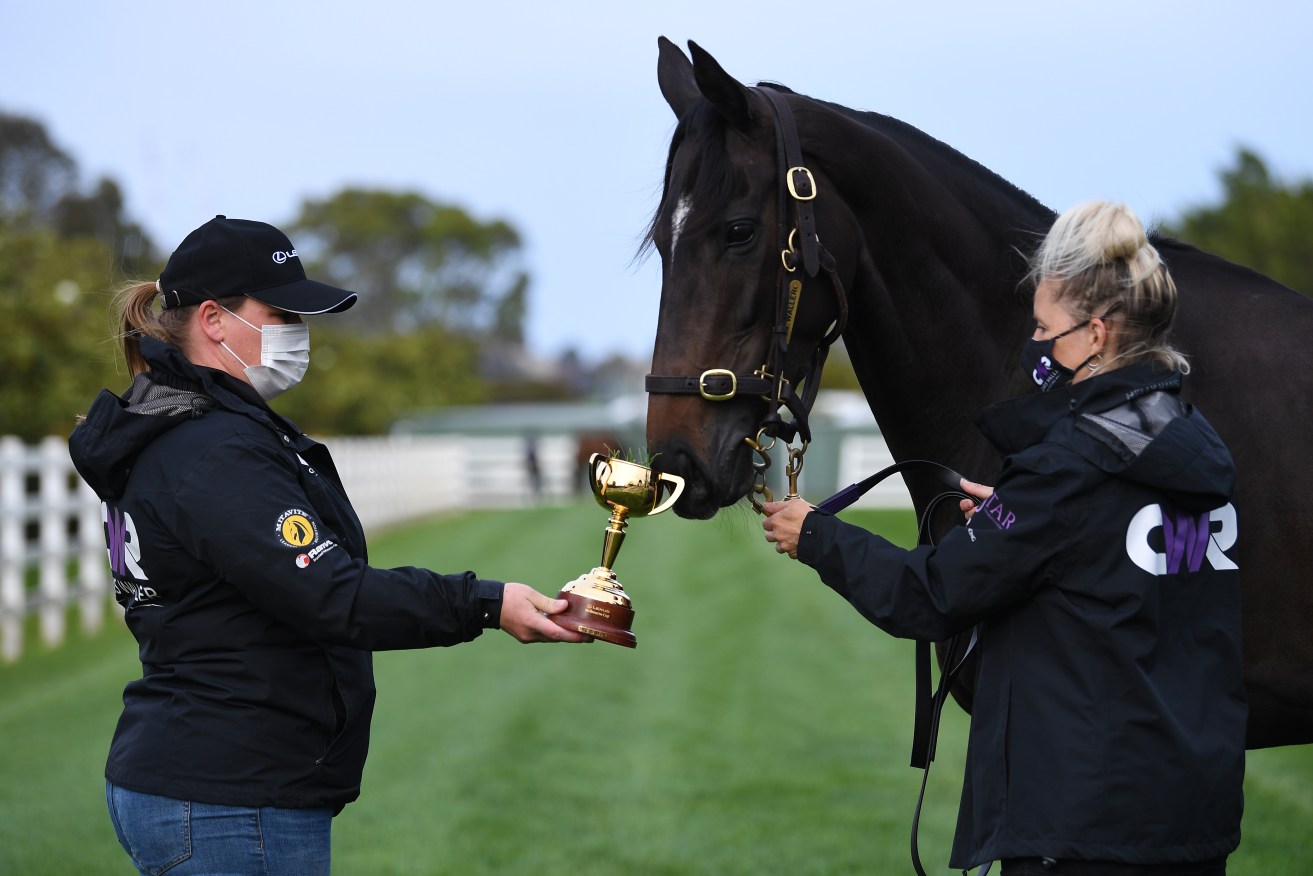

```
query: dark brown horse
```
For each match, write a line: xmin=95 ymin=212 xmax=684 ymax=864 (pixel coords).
xmin=643 ymin=38 xmax=1313 ymax=749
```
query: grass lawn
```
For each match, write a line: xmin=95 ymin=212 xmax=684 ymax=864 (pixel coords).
xmin=1 ymin=502 xmax=1309 ymax=873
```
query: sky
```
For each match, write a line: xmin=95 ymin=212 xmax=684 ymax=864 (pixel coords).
xmin=2 ymin=0 xmax=1310 ymax=361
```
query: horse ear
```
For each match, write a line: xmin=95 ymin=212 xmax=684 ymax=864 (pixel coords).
xmin=687 ymin=41 xmax=754 ymax=130
xmin=657 ymin=36 xmax=700 ymax=120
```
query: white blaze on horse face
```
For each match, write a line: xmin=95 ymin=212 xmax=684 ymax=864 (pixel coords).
xmin=670 ymin=195 xmax=691 ymax=258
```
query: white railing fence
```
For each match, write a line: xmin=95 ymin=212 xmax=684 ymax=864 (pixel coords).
xmin=0 ymin=430 xmax=906 ymax=663
xmin=0 ymin=433 xmax=583 ymax=663
xmin=1 ymin=436 xmax=108 ymax=663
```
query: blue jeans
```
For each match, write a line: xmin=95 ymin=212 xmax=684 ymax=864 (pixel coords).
xmin=106 ymin=781 xmax=332 ymax=875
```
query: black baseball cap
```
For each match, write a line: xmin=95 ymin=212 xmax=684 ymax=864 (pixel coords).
xmin=158 ymin=215 xmax=357 ymax=314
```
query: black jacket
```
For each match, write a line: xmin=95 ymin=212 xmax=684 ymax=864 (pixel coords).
xmin=797 ymin=365 xmax=1246 ymax=867
xmin=70 ymin=338 xmax=503 ymax=812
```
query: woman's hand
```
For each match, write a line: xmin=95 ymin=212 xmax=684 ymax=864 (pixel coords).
xmin=499 ymin=582 xmax=594 ymax=643
xmin=761 ymin=498 xmax=815 ymax=559
xmin=959 ymin=478 xmax=994 ymax=521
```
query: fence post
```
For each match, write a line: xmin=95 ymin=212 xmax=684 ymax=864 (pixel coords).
xmin=39 ymin=437 xmax=69 ymax=647
xmin=1 ymin=436 xmax=24 ymax=662
xmin=77 ymin=476 xmax=108 ymax=634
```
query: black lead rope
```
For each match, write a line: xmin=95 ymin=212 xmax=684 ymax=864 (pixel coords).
xmin=815 ymin=460 xmax=992 ymax=876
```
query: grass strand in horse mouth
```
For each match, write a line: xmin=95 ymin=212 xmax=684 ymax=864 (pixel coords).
xmin=603 ymin=444 xmax=660 ymax=467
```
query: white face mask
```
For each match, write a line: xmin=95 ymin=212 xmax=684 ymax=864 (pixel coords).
xmin=219 ymin=306 xmax=310 ymax=400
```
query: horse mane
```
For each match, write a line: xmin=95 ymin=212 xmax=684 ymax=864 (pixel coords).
xmin=769 ymin=84 xmax=1056 ymax=237
xmin=641 ymin=82 xmax=1058 ymax=263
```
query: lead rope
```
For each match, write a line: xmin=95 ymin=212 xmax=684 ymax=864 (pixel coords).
xmin=814 ymin=461 xmax=991 ymax=876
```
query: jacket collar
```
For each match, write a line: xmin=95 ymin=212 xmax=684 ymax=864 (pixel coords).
xmin=973 ymin=364 xmax=1182 ymax=457
xmin=138 ymin=337 xmax=279 ymax=424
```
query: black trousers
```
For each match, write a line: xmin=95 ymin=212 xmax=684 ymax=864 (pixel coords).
xmin=1000 ymin=859 xmax=1226 ymax=876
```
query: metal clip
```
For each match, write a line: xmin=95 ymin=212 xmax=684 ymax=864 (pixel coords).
xmin=784 ymin=443 xmax=807 ymax=500
xmin=780 ymin=228 xmax=799 ymax=273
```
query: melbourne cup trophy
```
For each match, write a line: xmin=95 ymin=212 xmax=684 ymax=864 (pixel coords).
xmin=550 ymin=452 xmax=685 ymax=648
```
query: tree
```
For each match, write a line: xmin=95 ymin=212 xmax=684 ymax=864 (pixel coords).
xmin=290 ymin=189 xmax=529 ymax=339
xmin=0 ymin=112 xmax=76 ymax=226
xmin=0 ymin=112 xmax=154 ymax=439
xmin=0 ymin=219 xmax=127 ymax=439
xmin=52 ymin=177 xmax=154 ymax=275
xmin=276 ymin=188 xmax=538 ymax=432
xmin=1165 ymin=148 xmax=1313 ymax=297
xmin=274 ymin=324 xmax=488 ymax=435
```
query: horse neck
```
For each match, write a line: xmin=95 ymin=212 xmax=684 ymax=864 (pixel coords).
xmin=809 ymin=106 xmax=1053 ymax=469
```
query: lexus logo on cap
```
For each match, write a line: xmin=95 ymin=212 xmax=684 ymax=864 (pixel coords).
xmin=271 ymin=249 xmax=298 ymax=264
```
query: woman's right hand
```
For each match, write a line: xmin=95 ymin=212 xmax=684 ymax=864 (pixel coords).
xmin=959 ymin=478 xmax=994 ymax=522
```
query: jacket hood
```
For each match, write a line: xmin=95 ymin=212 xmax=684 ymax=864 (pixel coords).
xmin=975 ymin=364 xmax=1235 ymax=512
xmin=69 ymin=339 xmax=261 ymax=500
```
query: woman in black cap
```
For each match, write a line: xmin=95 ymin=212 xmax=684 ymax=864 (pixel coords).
xmin=761 ymin=201 xmax=1246 ymax=875
xmin=71 ymin=216 xmax=590 ymax=875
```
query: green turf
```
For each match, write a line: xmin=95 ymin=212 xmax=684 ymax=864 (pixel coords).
xmin=0 ymin=503 xmax=1308 ymax=873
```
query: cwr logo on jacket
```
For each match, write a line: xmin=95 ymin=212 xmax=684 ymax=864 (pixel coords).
xmin=1125 ymin=502 xmax=1238 ymax=576
xmin=103 ymin=502 xmax=161 ymax=609
xmin=103 ymin=503 xmax=148 ymax=580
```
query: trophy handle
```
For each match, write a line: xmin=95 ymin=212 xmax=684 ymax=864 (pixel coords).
xmin=649 ymin=472 xmax=686 ymax=516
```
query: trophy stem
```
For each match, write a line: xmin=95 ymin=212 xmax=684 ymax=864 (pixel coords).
xmin=599 ymin=506 xmax=630 ymax=571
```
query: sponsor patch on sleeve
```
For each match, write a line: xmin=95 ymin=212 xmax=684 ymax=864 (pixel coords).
xmin=295 ymin=540 xmax=338 ymax=568
xmin=276 ymin=509 xmax=318 ymax=548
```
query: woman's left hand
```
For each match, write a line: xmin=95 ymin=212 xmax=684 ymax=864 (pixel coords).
xmin=499 ymin=582 xmax=594 ymax=643
xmin=959 ymin=478 xmax=994 ymax=521
xmin=761 ymin=498 xmax=814 ymax=559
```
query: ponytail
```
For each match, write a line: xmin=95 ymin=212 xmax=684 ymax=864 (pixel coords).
xmin=110 ymin=280 xmax=242 ymax=376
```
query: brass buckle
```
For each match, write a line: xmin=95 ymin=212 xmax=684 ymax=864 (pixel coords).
xmin=787 ymin=166 xmax=817 ymax=201
xmin=699 ymin=368 xmax=737 ymax=401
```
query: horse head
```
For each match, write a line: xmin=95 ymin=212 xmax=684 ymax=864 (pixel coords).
xmin=645 ymin=38 xmax=856 ymax=519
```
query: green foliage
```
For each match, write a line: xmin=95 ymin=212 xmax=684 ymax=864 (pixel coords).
xmin=1 ymin=505 xmax=1309 ymax=874
xmin=819 ymin=339 xmax=862 ymax=391
xmin=275 ymin=324 xmax=488 ymax=435
xmin=1165 ymin=148 xmax=1313 ymax=297
xmin=601 ymin=442 xmax=658 ymax=465
xmin=290 ymin=188 xmax=529 ymax=339
xmin=0 ymin=114 xmax=542 ymax=438
xmin=0 ymin=220 xmax=127 ymax=439
xmin=0 ymin=112 xmax=157 ymax=439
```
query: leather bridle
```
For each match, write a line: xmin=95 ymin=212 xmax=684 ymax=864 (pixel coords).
xmin=644 ymin=87 xmax=850 ymax=511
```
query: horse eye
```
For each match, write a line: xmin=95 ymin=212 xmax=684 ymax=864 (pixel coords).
xmin=726 ymin=221 xmax=756 ymax=247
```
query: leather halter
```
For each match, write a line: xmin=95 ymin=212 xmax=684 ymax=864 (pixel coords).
xmin=644 ymin=87 xmax=850 ymax=461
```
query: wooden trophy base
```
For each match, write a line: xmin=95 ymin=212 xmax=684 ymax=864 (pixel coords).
xmin=551 ymin=567 xmax=636 ymax=648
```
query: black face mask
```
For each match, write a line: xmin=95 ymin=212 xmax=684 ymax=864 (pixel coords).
xmin=1020 ymin=303 xmax=1122 ymax=392
xmin=1021 ymin=320 xmax=1089 ymax=391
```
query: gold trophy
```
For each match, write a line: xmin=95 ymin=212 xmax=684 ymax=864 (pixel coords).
xmin=551 ymin=452 xmax=685 ymax=648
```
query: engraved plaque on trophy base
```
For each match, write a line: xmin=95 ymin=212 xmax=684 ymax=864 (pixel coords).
xmin=553 ymin=567 xmax=637 ymax=648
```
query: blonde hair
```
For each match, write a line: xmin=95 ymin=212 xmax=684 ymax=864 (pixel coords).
xmin=111 ymin=280 xmax=244 ymax=377
xmin=1030 ymin=201 xmax=1189 ymax=373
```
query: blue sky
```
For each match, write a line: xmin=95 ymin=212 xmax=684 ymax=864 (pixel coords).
xmin=3 ymin=0 xmax=1309 ymax=360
